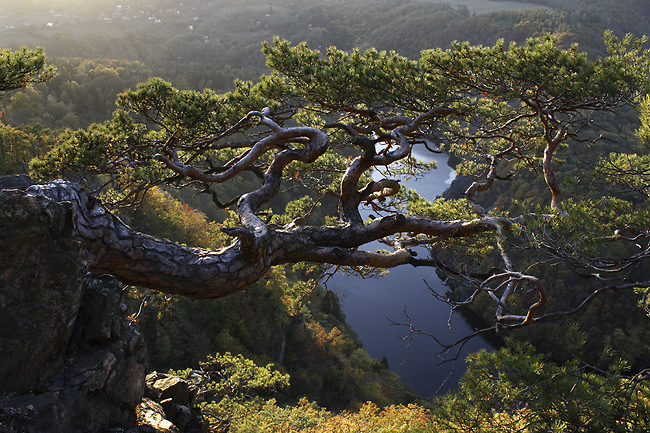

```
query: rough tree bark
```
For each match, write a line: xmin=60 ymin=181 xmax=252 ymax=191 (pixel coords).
xmin=24 ymin=180 xmax=511 ymax=299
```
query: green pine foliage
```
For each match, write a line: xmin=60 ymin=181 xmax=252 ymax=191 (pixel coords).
xmin=122 ymin=186 xmax=411 ymax=410
xmin=3 ymin=0 xmax=650 ymax=430
xmin=434 ymin=339 xmax=650 ymax=432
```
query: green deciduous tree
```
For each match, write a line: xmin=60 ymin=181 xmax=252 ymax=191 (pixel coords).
xmin=0 ymin=122 xmax=55 ymax=175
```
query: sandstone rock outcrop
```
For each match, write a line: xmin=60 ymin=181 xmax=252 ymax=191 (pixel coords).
xmin=0 ymin=177 xmax=146 ymax=432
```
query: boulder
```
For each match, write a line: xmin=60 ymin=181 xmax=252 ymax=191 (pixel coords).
xmin=133 ymin=399 xmax=180 ymax=433
xmin=146 ymin=373 xmax=198 ymax=407
xmin=144 ymin=372 xmax=206 ymax=433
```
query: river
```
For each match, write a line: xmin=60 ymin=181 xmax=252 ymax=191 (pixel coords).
xmin=328 ymin=144 xmax=495 ymax=398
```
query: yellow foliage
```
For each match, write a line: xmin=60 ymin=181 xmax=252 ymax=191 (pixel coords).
xmin=305 ymin=319 xmax=345 ymax=354
xmin=0 ymin=121 xmax=54 ymax=175
xmin=305 ymin=402 xmax=431 ymax=432
xmin=130 ymin=187 xmax=230 ymax=249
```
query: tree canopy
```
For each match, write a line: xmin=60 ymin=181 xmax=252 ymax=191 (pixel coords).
xmin=30 ymin=32 xmax=650 ymax=337
xmin=3 ymin=6 xmax=650 ymax=430
xmin=0 ymin=47 xmax=56 ymax=175
xmin=0 ymin=47 xmax=56 ymax=92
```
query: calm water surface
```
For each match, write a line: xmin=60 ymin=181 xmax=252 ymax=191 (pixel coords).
xmin=328 ymin=145 xmax=494 ymax=398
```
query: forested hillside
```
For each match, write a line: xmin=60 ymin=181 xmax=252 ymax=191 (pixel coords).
xmin=3 ymin=0 xmax=650 ymax=431
xmin=2 ymin=0 xmax=650 ymax=129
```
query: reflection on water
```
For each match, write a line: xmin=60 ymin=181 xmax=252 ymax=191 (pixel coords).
xmin=327 ymin=146 xmax=494 ymax=398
